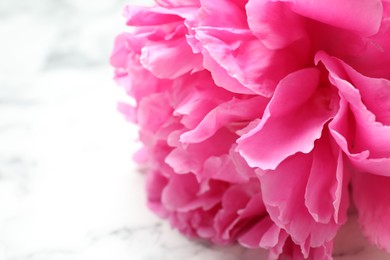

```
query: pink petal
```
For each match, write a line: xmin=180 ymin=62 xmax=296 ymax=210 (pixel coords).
xmin=238 ymin=216 xmax=279 ymax=248
xmin=318 ymin=52 xmax=390 ymax=176
xmin=214 ymin=182 xmax=263 ymax=242
xmin=180 ymin=96 xmax=269 ymax=143
xmin=201 ymin=48 xmax=256 ymax=94
xmin=197 ymin=28 xmax=308 ymax=96
xmin=258 ymin=133 xmax=348 ymax=249
xmin=284 ymin=0 xmax=383 ymax=36
xmin=138 ymin=92 xmax=173 ymax=133
xmin=304 ymin=132 xmax=349 ymax=225
xmin=237 ymin=68 xmax=338 ymax=170
xmin=110 ymin=33 xmax=173 ymax=101
xmin=352 ymin=172 xmax=390 ymax=252
xmin=342 ymin=13 xmax=390 ymax=79
xmin=124 ymin=6 xmax=183 ymax=26
xmin=117 ymin=102 xmax=137 ymax=123
xmin=201 ymin=154 xmax=251 ymax=184
xmin=173 ymin=74 xmax=232 ymax=129
xmin=140 ymin=36 xmax=204 ymax=79
xmin=198 ymin=0 xmax=249 ymax=29
xmin=146 ymin=170 xmax=169 ymax=218
xmin=246 ymin=0 xmax=306 ymax=49
xmin=165 ymin=128 xmax=238 ymax=174
xmin=122 ymin=6 xmax=203 ymax=79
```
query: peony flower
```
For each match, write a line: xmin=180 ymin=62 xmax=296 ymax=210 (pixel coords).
xmin=111 ymin=0 xmax=390 ymax=259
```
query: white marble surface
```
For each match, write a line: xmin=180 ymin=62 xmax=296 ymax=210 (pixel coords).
xmin=1 ymin=0 xmax=390 ymax=259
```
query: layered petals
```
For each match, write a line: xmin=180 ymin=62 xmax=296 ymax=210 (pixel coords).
xmin=318 ymin=52 xmax=390 ymax=176
xmin=193 ymin=0 xmax=308 ymax=96
xmin=180 ymin=96 xmax=269 ymax=143
xmin=237 ymin=68 xmax=339 ymax=170
xmin=258 ymin=131 xmax=349 ymax=255
xmin=123 ymin=5 xmax=203 ymax=79
xmin=112 ymin=0 xmax=390 ymax=259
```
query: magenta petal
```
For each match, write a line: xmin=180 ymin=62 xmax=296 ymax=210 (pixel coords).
xmin=237 ymin=68 xmax=338 ymax=170
xmin=352 ymin=172 xmax=390 ymax=252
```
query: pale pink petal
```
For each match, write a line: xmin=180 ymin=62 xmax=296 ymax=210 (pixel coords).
xmin=352 ymin=172 xmax=390 ymax=252
xmin=140 ymin=36 xmax=204 ymax=79
xmin=156 ymin=0 xmax=200 ymax=8
xmin=124 ymin=5 xmax=183 ymax=26
xmin=117 ymin=102 xmax=137 ymax=123
xmin=121 ymin=6 xmax=204 ymax=79
xmin=137 ymin=93 xmax=173 ymax=133
xmin=110 ymin=33 xmax=173 ymax=101
xmin=165 ymin=128 xmax=237 ymax=174
xmin=201 ymin=154 xmax=250 ymax=184
xmin=146 ymin=170 xmax=169 ymax=217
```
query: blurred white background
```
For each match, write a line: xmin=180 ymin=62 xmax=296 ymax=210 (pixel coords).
xmin=0 ymin=0 xmax=389 ymax=259
xmin=0 ymin=0 xmax=265 ymax=259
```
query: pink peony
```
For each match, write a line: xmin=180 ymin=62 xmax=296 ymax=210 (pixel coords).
xmin=111 ymin=0 xmax=390 ymax=259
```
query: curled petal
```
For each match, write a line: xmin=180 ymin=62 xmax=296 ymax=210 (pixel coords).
xmin=180 ymin=96 xmax=269 ymax=143
xmin=318 ymin=52 xmax=390 ymax=176
xmin=237 ymin=68 xmax=338 ymax=170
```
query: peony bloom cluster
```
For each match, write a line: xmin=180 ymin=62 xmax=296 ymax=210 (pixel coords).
xmin=110 ymin=0 xmax=390 ymax=259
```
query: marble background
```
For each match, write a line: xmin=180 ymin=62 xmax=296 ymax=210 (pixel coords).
xmin=0 ymin=0 xmax=389 ymax=259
